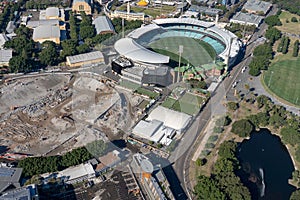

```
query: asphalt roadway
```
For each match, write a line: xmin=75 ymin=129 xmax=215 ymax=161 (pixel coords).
xmin=170 ymin=5 xmax=278 ymax=200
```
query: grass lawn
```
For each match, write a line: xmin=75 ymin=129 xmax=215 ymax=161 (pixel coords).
xmin=161 ymin=97 xmax=176 ymax=108
xmin=263 ymin=58 xmax=300 ymax=106
xmin=162 ymin=92 xmax=204 ymax=115
xmin=149 ymin=37 xmax=215 ymax=67
xmin=272 ymin=37 xmax=298 ymax=63
xmin=135 ymin=87 xmax=160 ymax=99
xmin=119 ymin=80 xmax=139 ymax=90
xmin=276 ymin=11 xmax=300 ymax=35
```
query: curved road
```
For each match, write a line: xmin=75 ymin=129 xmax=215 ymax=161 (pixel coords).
xmin=171 ymin=5 xmax=278 ymax=200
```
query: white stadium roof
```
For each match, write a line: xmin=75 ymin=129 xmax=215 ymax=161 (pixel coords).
xmin=147 ymin=106 xmax=192 ymax=132
xmin=114 ymin=38 xmax=169 ymax=64
xmin=207 ymin=26 xmax=240 ymax=60
xmin=128 ymin=23 xmax=161 ymax=39
xmin=153 ymin=18 xmax=214 ymax=28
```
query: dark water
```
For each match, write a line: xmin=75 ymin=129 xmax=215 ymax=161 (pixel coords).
xmin=237 ymin=129 xmax=296 ymax=200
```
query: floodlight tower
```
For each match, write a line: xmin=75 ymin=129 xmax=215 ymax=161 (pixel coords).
xmin=178 ymin=45 xmax=183 ymax=82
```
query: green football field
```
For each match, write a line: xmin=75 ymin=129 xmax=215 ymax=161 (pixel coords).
xmin=263 ymin=58 xmax=300 ymax=106
xmin=149 ymin=37 xmax=216 ymax=67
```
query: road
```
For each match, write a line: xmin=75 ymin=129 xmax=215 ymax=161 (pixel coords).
xmin=171 ymin=5 xmax=278 ymax=200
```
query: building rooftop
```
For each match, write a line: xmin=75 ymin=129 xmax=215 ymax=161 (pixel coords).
xmin=98 ymin=150 xmax=121 ymax=166
xmin=5 ymin=21 xmax=15 ymax=34
xmin=33 ymin=25 xmax=60 ymax=40
xmin=243 ymin=0 xmax=272 ymax=14
xmin=92 ymin=16 xmax=115 ymax=34
xmin=231 ymin=12 xmax=264 ymax=25
xmin=66 ymin=51 xmax=104 ymax=64
xmin=27 ymin=19 xmax=59 ymax=29
xmin=0 ymin=184 xmax=38 ymax=200
xmin=132 ymin=120 xmax=163 ymax=139
xmin=0 ymin=167 xmax=22 ymax=193
xmin=46 ymin=7 xmax=59 ymax=18
xmin=0 ymin=34 xmax=8 ymax=49
xmin=58 ymin=163 xmax=95 ymax=183
xmin=147 ymin=106 xmax=192 ymax=132
xmin=73 ymin=0 xmax=91 ymax=3
xmin=0 ymin=49 xmax=12 ymax=63
xmin=188 ymin=5 xmax=222 ymax=15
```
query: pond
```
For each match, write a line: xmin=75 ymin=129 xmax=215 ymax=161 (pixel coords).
xmin=237 ymin=128 xmax=296 ymax=200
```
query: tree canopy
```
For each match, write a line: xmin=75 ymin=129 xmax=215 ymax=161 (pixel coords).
xmin=194 ymin=175 xmax=226 ymax=200
xmin=231 ymin=119 xmax=254 ymax=137
xmin=39 ymin=41 xmax=58 ymax=66
xmin=194 ymin=141 xmax=251 ymax=200
xmin=265 ymin=15 xmax=282 ymax=27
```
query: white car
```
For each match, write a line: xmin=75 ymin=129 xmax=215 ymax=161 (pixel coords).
xmin=232 ymin=81 xmax=237 ymax=88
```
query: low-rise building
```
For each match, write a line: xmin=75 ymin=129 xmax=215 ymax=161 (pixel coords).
xmin=0 ymin=49 xmax=12 ymax=67
xmin=58 ymin=163 xmax=95 ymax=184
xmin=5 ymin=21 xmax=15 ymax=34
xmin=32 ymin=25 xmax=61 ymax=44
xmin=96 ymin=150 xmax=121 ymax=174
xmin=0 ymin=184 xmax=39 ymax=200
xmin=132 ymin=119 xmax=175 ymax=145
xmin=39 ymin=7 xmax=65 ymax=21
xmin=185 ymin=5 xmax=222 ymax=17
xmin=0 ymin=167 xmax=22 ymax=194
xmin=92 ymin=16 xmax=115 ymax=35
xmin=27 ymin=19 xmax=59 ymax=29
xmin=147 ymin=106 xmax=192 ymax=134
xmin=0 ymin=34 xmax=9 ymax=49
xmin=230 ymin=12 xmax=263 ymax=27
xmin=243 ymin=0 xmax=272 ymax=15
xmin=110 ymin=10 xmax=145 ymax=21
xmin=72 ymin=0 xmax=92 ymax=15
xmin=66 ymin=51 xmax=104 ymax=67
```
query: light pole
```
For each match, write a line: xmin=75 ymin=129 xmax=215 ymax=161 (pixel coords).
xmin=268 ymin=71 xmax=274 ymax=87
xmin=178 ymin=45 xmax=183 ymax=82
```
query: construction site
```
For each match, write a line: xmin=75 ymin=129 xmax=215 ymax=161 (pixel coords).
xmin=0 ymin=73 xmax=138 ymax=157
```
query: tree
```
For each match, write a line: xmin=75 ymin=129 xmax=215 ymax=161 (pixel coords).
xmin=256 ymin=95 xmax=270 ymax=108
xmin=227 ymin=102 xmax=239 ymax=111
xmin=60 ymin=39 xmax=77 ymax=58
xmin=216 ymin=116 xmax=232 ymax=127
xmin=282 ymin=37 xmax=290 ymax=54
xmin=188 ymin=79 xmax=207 ymax=89
xmin=9 ymin=55 xmax=28 ymax=73
xmin=194 ymin=175 xmax=226 ymax=200
xmin=79 ymin=25 xmax=95 ymax=40
xmin=231 ymin=119 xmax=254 ymax=137
xmin=249 ymin=64 xmax=261 ymax=76
xmin=39 ymin=41 xmax=58 ymax=66
xmin=265 ymin=15 xmax=282 ymax=27
xmin=79 ymin=12 xmax=95 ymax=40
xmin=76 ymin=43 xmax=90 ymax=54
xmin=218 ymin=141 xmax=237 ymax=159
xmin=290 ymin=189 xmax=300 ymax=200
xmin=214 ymin=126 xmax=224 ymax=133
xmin=280 ymin=126 xmax=300 ymax=146
xmin=291 ymin=17 xmax=298 ymax=22
xmin=293 ymin=40 xmax=299 ymax=57
xmin=265 ymin=27 xmax=281 ymax=44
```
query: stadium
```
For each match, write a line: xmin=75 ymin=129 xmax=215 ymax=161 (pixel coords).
xmin=113 ymin=18 xmax=242 ymax=86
